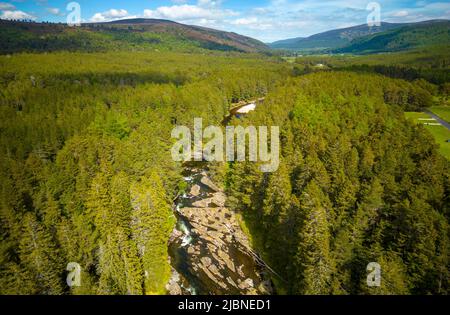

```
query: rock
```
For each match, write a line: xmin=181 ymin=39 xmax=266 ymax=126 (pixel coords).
xmin=207 ymin=243 xmax=217 ymax=253
xmin=192 ymin=198 xmax=211 ymax=208
xmin=217 ymin=249 xmax=235 ymax=273
xmin=201 ymin=257 xmax=212 ymax=267
xmin=212 ymin=238 xmax=226 ymax=248
xmin=226 ymin=277 xmax=238 ymax=288
xmin=207 ymin=230 xmax=224 ymax=239
xmin=211 ymin=252 xmax=225 ymax=268
xmin=201 ymin=176 xmax=221 ymax=192
xmin=199 ymin=263 xmax=219 ymax=284
xmin=191 ymin=221 xmax=208 ymax=232
xmin=237 ymin=265 xmax=245 ymax=278
xmin=166 ymin=270 xmax=182 ymax=295
xmin=166 ymin=281 xmax=182 ymax=295
xmin=173 ymin=167 xmax=268 ymax=295
xmin=238 ymin=278 xmax=254 ymax=290
xmin=169 ymin=228 xmax=183 ymax=243
xmin=200 ymin=234 xmax=217 ymax=245
xmin=187 ymin=246 xmax=195 ymax=255
xmin=208 ymin=263 xmax=224 ymax=279
xmin=190 ymin=185 xmax=201 ymax=197
xmin=211 ymin=192 xmax=226 ymax=207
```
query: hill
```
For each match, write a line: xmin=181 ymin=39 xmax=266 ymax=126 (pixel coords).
xmin=268 ymin=36 xmax=305 ymax=49
xmin=269 ymin=20 xmax=449 ymax=53
xmin=332 ymin=20 xmax=450 ymax=54
xmin=0 ymin=18 xmax=269 ymax=54
xmin=269 ymin=22 xmax=407 ymax=51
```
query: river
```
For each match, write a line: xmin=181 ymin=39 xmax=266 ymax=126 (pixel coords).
xmin=166 ymin=99 xmax=272 ymax=295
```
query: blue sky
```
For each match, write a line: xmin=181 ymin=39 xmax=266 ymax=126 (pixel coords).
xmin=0 ymin=0 xmax=449 ymax=41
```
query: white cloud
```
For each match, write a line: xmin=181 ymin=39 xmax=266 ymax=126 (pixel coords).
xmin=46 ymin=7 xmax=61 ymax=15
xmin=231 ymin=17 xmax=259 ymax=26
xmin=0 ymin=10 xmax=35 ymax=20
xmin=0 ymin=2 xmax=15 ymax=10
xmin=229 ymin=16 xmax=274 ymax=31
xmin=385 ymin=2 xmax=450 ymax=23
xmin=143 ymin=4 xmax=237 ymax=21
xmin=90 ymin=9 xmax=130 ymax=22
xmin=67 ymin=0 xmax=450 ymax=42
xmin=144 ymin=5 xmax=211 ymax=20
xmin=90 ymin=13 xmax=105 ymax=22
xmin=392 ymin=10 xmax=409 ymax=17
xmin=103 ymin=9 xmax=129 ymax=18
xmin=197 ymin=0 xmax=222 ymax=8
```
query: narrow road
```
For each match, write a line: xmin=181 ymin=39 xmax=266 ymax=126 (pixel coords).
xmin=424 ymin=110 xmax=450 ymax=131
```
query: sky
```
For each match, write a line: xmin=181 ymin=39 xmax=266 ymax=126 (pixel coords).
xmin=0 ymin=0 xmax=449 ymax=42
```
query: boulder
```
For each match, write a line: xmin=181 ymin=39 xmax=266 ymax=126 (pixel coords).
xmin=192 ymin=198 xmax=211 ymax=208
xmin=187 ymin=246 xmax=195 ymax=255
xmin=211 ymin=192 xmax=226 ymax=207
xmin=201 ymin=176 xmax=221 ymax=192
xmin=190 ymin=185 xmax=201 ymax=197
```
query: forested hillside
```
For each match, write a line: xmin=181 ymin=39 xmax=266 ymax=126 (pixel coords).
xmin=0 ymin=51 xmax=288 ymax=294
xmin=270 ymin=20 xmax=449 ymax=54
xmin=290 ymin=46 xmax=450 ymax=84
xmin=269 ymin=21 xmax=407 ymax=51
xmin=0 ymin=19 xmax=269 ymax=54
xmin=215 ymin=72 xmax=450 ymax=294
xmin=333 ymin=20 xmax=450 ymax=54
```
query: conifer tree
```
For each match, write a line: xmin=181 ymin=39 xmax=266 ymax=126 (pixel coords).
xmin=130 ymin=171 xmax=175 ymax=294
xmin=18 ymin=212 xmax=64 ymax=294
xmin=294 ymin=181 xmax=333 ymax=295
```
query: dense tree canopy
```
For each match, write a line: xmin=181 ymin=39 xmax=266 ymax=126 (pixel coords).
xmin=218 ymin=72 xmax=450 ymax=295
xmin=0 ymin=46 xmax=448 ymax=295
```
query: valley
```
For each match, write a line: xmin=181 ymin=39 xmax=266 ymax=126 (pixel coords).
xmin=0 ymin=14 xmax=449 ymax=296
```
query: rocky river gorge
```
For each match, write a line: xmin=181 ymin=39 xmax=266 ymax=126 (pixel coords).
xmin=166 ymin=163 xmax=273 ymax=295
xmin=165 ymin=98 xmax=273 ymax=295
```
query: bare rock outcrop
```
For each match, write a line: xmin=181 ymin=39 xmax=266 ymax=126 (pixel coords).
xmin=169 ymin=167 xmax=271 ymax=295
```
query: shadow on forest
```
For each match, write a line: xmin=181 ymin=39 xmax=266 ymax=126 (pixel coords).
xmin=30 ymin=71 xmax=190 ymax=87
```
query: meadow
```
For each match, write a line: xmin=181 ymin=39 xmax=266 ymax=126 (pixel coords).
xmin=405 ymin=111 xmax=450 ymax=160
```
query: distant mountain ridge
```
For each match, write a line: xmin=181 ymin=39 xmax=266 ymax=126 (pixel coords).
xmin=269 ymin=20 xmax=449 ymax=53
xmin=332 ymin=20 xmax=450 ymax=54
xmin=0 ymin=18 xmax=269 ymax=54
xmin=99 ymin=18 xmax=268 ymax=53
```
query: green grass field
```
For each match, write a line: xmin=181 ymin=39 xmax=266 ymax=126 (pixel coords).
xmin=281 ymin=56 xmax=297 ymax=63
xmin=430 ymin=106 xmax=450 ymax=123
xmin=405 ymin=112 xmax=450 ymax=160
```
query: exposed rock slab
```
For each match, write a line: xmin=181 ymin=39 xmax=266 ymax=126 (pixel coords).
xmin=169 ymin=167 xmax=272 ymax=295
